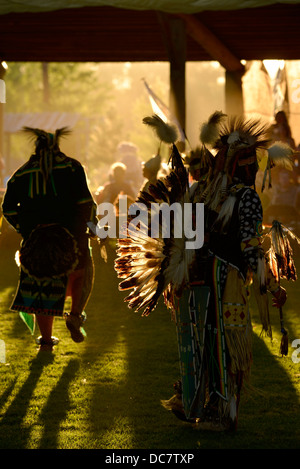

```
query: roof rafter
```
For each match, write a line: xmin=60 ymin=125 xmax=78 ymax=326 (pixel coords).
xmin=176 ymin=13 xmax=244 ymax=72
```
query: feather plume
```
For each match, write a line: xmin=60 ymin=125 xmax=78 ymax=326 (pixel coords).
xmin=213 ymin=192 xmax=237 ymax=232
xmin=264 ymin=220 xmax=300 ymax=281
xmin=143 ymin=114 xmax=178 ymax=144
xmin=23 ymin=126 xmax=71 ymax=146
xmin=53 ymin=126 xmax=72 ymax=144
xmin=199 ymin=111 xmax=227 ymax=146
xmin=22 ymin=126 xmax=46 ymax=140
xmin=167 ymin=145 xmax=189 ymax=195
xmin=267 ymin=141 xmax=294 ymax=170
xmin=168 ymin=144 xmax=189 ymax=193
xmin=201 ymin=171 xmax=227 ymax=209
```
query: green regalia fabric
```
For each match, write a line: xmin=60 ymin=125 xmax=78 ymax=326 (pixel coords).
xmin=206 ymin=257 xmax=228 ymax=400
xmin=176 ymin=284 xmax=210 ymax=420
xmin=11 ymin=270 xmax=68 ymax=317
xmin=19 ymin=311 xmax=36 ymax=335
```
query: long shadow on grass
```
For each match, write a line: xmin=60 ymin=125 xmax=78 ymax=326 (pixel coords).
xmin=37 ymin=358 xmax=80 ymax=449
xmin=0 ymin=352 xmax=54 ymax=449
xmin=0 ymin=378 xmax=17 ymax=413
xmin=235 ymin=330 xmax=300 ymax=449
xmin=81 ymin=250 xmax=201 ymax=448
xmin=0 ymin=354 xmax=80 ymax=449
xmin=83 ymin=247 xmax=299 ymax=449
xmin=80 ymin=248 xmax=145 ymax=448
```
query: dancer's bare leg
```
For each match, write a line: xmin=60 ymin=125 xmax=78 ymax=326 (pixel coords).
xmin=67 ymin=268 xmax=85 ymax=316
xmin=36 ymin=315 xmax=55 ymax=351
xmin=66 ymin=255 xmax=94 ymax=343
xmin=36 ymin=315 xmax=54 ymax=342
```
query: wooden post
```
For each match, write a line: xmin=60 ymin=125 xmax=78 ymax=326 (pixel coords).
xmin=168 ymin=17 xmax=186 ymax=151
xmin=42 ymin=62 xmax=50 ymax=105
xmin=176 ymin=14 xmax=245 ymax=117
xmin=158 ymin=13 xmax=186 ymax=151
xmin=0 ymin=61 xmax=6 ymax=173
xmin=225 ymin=70 xmax=244 ymax=116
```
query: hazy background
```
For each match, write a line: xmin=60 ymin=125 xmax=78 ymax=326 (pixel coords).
xmin=2 ymin=59 xmax=300 ymax=193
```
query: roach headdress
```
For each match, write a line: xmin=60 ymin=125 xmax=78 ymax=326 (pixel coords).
xmin=23 ymin=126 xmax=71 ymax=194
xmin=198 ymin=112 xmax=294 ymax=210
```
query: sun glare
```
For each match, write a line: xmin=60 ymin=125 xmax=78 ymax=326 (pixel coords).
xmin=263 ymin=59 xmax=285 ymax=80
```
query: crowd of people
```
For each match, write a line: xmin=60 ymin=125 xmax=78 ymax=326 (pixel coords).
xmin=0 ymin=108 xmax=298 ymax=433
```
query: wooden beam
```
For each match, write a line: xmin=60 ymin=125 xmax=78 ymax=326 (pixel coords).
xmin=176 ymin=13 xmax=244 ymax=73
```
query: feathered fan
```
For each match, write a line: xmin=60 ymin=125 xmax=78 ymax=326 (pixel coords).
xmin=115 ymin=115 xmax=195 ymax=316
xmin=264 ymin=220 xmax=300 ymax=355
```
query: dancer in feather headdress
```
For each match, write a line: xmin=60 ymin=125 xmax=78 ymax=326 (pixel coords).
xmin=179 ymin=112 xmax=293 ymax=430
xmin=2 ymin=127 xmax=97 ymax=351
xmin=114 ymin=111 xmax=294 ymax=431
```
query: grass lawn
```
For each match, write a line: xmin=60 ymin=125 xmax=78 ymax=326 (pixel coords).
xmin=0 ymin=232 xmax=299 ymax=450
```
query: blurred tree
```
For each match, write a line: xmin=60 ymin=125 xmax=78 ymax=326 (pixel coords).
xmin=5 ymin=62 xmax=112 ymax=114
xmin=3 ymin=61 xmax=225 ymax=188
xmin=4 ymin=62 xmax=114 ymax=178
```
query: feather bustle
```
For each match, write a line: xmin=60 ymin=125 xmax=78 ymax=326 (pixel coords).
xmin=115 ymin=170 xmax=195 ymax=315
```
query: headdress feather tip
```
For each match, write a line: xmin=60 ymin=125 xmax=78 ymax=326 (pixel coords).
xmin=199 ymin=111 xmax=227 ymax=146
xmin=22 ymin=126 xmax=71 ymax=146
xmin=142 ymin=114 xmax=178 ymax=144
xmin=267 ymin=141 xmax=294 ymax=170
